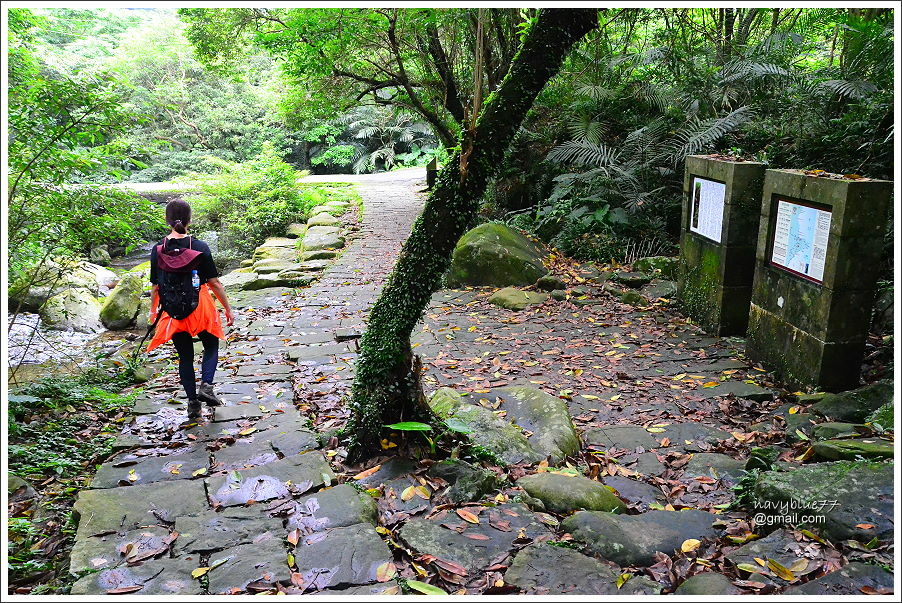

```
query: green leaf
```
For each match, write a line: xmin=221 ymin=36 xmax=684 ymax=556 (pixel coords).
xmin=385 ymin=421 xmax=433 ymax=432
xmin=405 ymin=580 xmax=447 ymax=595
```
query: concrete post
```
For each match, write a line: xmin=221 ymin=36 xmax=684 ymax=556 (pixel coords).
xmin=746 ymin=169 xmax=892 ymax=390
xmin=677 ymin=156 xmax=766 ymax=335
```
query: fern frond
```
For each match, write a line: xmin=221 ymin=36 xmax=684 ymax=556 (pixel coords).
xmin=546 ymin=140 xmax=621 ymax=168
xmin=819 ymin=79 xmax=878 ymax=100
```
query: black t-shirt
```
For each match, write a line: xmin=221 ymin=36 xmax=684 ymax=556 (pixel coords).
xmin=149 ymin=236 xmax=218 ymax=285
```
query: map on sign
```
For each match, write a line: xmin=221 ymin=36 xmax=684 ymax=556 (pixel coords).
xmin=688 ymin=176 xmax=725 ymax=243
xmin=771 ymin=199 xmax=831 ymax=283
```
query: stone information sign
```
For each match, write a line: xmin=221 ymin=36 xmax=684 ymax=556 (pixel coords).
xmin=770 ymin=199 xmax=831 ymax=283
xmin=677 ymin=156 xmax=765 ymax=336
xmin=689 ymin=176 xmax=726 ymax=243
xmin=746 ymin=169 xmax=892 ymax=390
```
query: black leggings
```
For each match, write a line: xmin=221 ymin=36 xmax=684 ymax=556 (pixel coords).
xmin=171 ymin=331 xmax=219 ymax=400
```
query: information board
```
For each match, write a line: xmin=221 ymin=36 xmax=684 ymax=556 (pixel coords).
xmin=689 ymin=176 xmax=725 ymax=243
xmin=770 ymin=198 xmax=831 ymax=283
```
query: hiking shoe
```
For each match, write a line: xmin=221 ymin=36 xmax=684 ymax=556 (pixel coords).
xmin=187 ymin=399 xmax=202 ymax=420
xmin=198 ymin=382 xmax=223 ymax=407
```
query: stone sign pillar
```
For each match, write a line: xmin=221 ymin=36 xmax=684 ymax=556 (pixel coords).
xmin=426 ymin=158 xmax=438 ymax=189
xmin=677 ymin=156 xmax=766 ymax=335
xmin=746 ymin=169 xmax=892 ymax=390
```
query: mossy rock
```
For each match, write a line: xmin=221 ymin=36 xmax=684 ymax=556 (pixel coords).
xmin=300 ymin=250 xmax=338 ymax=261
xmin=428 ymin=459 xmax=501 ymax=503
xmin=285 ymin=223 xmax=307 ymax=238
xmin=812 ymin=438 xmax=894 ymax=461
xmin=447 ymin=223 xmax=547 ymax=287
xmin=536 ymin=275 xmax=566 ymax=291
xmin=99 ymin=272 xmax=143 ymax=329
xmin=218 ymin=271 xmax=259 ymax=292
xmin=307 ymin=213 xmax=340 ymax=227
xmin=428 ymin=389 xmax=542 ymax=466
xmin=497 ymin=386 xmax=580 ymax=464
xmin=753 ymin=460 xmax=893 ymax=541
xmin=488 ymin=287 xmax=548 ymax=311
xmin=811 ymin=382 xmax=893 ymax=423
xmin=619 ymin=290 xmax=647 ymax=306
xmin=40 ymin=288 xmax=103 ymax=333
xmin=517 ymin=473 xmax=626 ymax=514
xmin=811 ymin=422 xmax=862 ymax=441
xmin=610 ymin=271 xmax=653 ymax=288
xmin=302 ymin=226 xmax=345 ymax=251
xmin=633 ymin=256 xmax=679 ymax=279
xmin=866 ymin=403 xmax=893 ymax=430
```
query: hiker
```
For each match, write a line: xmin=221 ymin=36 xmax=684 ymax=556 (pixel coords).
xmin=146 ymin=199 xmax=234 ymax=420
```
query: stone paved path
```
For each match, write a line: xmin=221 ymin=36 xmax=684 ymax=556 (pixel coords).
xmin=69 ymin=171 xmax=425 ymax=595
xmin=69 ymin=168 xmax=893 ymax=596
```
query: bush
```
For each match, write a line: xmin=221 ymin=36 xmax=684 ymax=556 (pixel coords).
xmin=189 ymin=143 xmax=312 ymax=256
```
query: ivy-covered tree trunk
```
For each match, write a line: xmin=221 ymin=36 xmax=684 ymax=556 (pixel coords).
xmin=347 ymin=8 xmax=599 ymax=459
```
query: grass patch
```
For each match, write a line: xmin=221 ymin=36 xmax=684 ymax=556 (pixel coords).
xmin=7 ymin=367 xmax=142 ymax=594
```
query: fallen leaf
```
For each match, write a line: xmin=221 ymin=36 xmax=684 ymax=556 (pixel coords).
xmin=767 ymin=559 xmax=796 ymax=581
xmin=406 ymin=580 xmax=447 ymax=595
xmin=353 ymin=465 xmax=381 ymax=480
xmin=106 ymin=585 xmax=144 ymax=594
xmin=681 ymin=539 xmax=701 ymax=553
xmin=456 ymin=509 xmax=480 ymax=524
xmin=401 ymin=486 xmax=417 ymax=501
xmin=375 ymin=561 xmax=397 ymax=582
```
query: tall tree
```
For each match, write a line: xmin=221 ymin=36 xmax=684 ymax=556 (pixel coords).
xmin=178 ymin=8 xmax=527 ymax=147
xmin=346 ymin=8 xmax=600 ymax=459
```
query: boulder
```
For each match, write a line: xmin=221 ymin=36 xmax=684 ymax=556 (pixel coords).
xmin=517 ymin=473 xmax=626 ymax=514
xmin=428 ymin=389 xmax=542 ymax=466
xmin=674 ymin=573 xmax=739 ymax=595
xmin=40 ymin=288 xmax=103 ymax=333
xmin=253 ymin=259 xmax=300 ymax=275
xmin=447 ymin=223 xmax=547 ymax=287
xmin=812 ymin=438 xmax=894 ymax=461
xmin=488 ymin=288 xmax=548 ymax=311
xmin=536 ymin=275 xmax=566 ymax=291
xmin=89 ymin=245 xmax=111 ymax=266
xmin=286 ymin=223 xmax=307 ymax=238
xmin=811 ymin=422 xmax=862 ymax=441
xmin=610 ymin=271 xmax=653 ymax=288
xmin=683 ymin=452 xmax=746 ymax=483
xmin=428 ymin=459 xmax=501 ymax=503
xmin=300 ymin=249 xmax=338 ymax=261
xmin=496 ymin=386 xmax=580 ymax=463
xmin=219 ymin=271 xmax=260 ymax=292
xmin=633 ymin=256 xmax=679 ymax=279
xmin=307 ymin=213 xmax=340 ymax=227
xmin=619 ymin=290 xmax=648 ymax=306
xmin=134 ymin=297 xmax=153 ymax=330
xmin=10 ymin=258 xmax=117 ymax=311
xmin=302 ymin=226 xmax=345 ymax=251
xmin=505 ymin=543 xmax=662 ymax=595
xmin=99 ymin=272 xmax=143 ymax=329
xmin=753 ymin=461 xmax=893 ymax=542
xmin=244 ymin=273 xmax=315 ymax=291
xmin=811 ymin=382 xmax=892 ymax=423
xmin=562 ymin=509 xmax=719 ymax=567
xmin=783 ymin=562 xmax=894 ymax=595
xmin=640 ymin=279 xmax=677 ymax=302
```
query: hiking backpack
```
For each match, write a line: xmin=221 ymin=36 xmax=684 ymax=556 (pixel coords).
xmin=155 ymin=236 xmax=203 ymax=320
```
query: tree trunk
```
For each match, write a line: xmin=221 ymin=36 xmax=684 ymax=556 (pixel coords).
xmin=346 ymin=8 xmax=599 ymax=460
